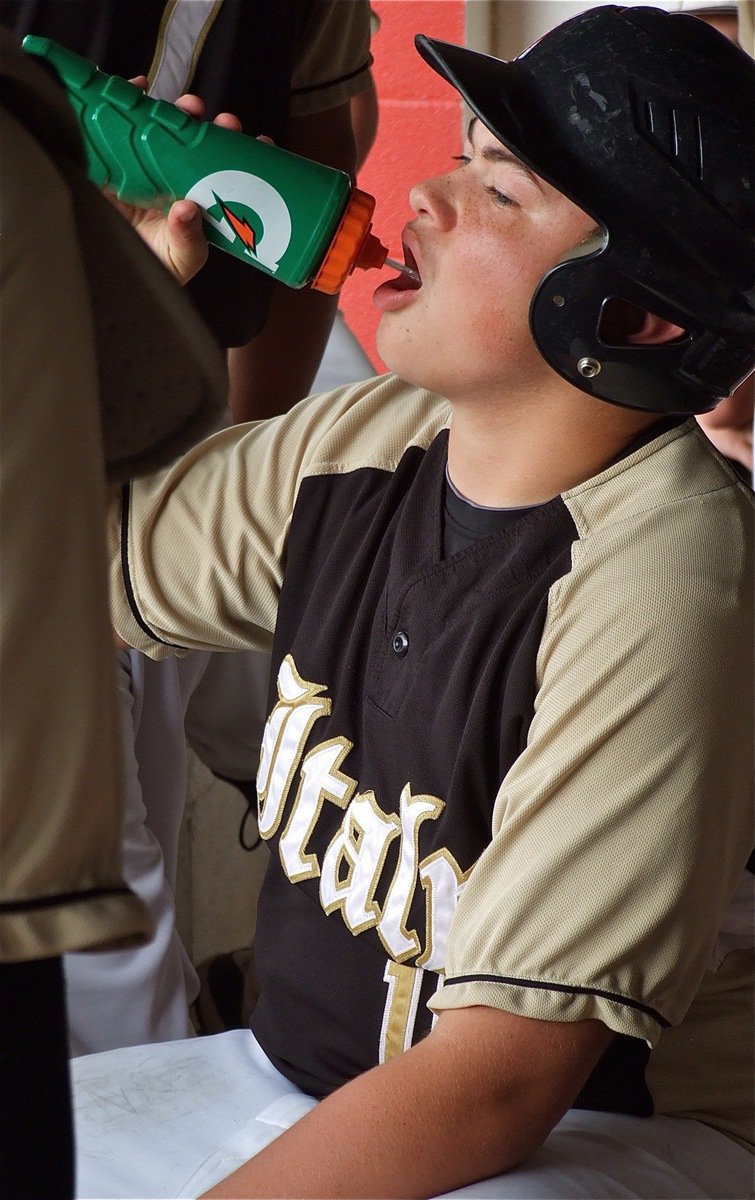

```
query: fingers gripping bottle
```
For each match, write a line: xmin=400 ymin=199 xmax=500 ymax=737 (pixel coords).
xmin=21 ymin=35 xmax=393 ymax=295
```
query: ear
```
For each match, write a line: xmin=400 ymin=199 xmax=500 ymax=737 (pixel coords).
xmin=626 ymin=311 xmax=687 ymax=346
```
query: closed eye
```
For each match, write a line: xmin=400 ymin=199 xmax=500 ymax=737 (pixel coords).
xmin=452 ymin=155 xmax=515 ymax=207
xmin=485 ymin=186 xmax=515 ymax=207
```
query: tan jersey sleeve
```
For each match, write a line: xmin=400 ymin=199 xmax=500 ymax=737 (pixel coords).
xmin=290 ymin=0 xmax=373 ymax=115
xmin=433 ymin=427 xmax=754 ymax=1045
xmin=109 ymin=375 xmax=449 ymax=657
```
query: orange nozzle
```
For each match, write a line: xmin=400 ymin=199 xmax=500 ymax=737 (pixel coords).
xmin=312 ymin=187 xmax=388 ymax=295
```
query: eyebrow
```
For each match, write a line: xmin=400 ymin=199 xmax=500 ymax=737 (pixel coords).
xmin=467 ymin=117 xmax=545 ymax=193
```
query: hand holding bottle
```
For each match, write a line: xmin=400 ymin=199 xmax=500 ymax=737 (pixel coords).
xmin=103 ymin=78 xmax=242 ymax=285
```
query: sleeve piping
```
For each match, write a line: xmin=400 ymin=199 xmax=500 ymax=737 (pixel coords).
xmin=120 ymin=483 xmax=182 ymax=649
xmin=443 ymin=972 xmax=670 ymax=1027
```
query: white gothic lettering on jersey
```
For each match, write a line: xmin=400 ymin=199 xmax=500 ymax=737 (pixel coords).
xmin=258 ymin=655 xmax=469 ymax=970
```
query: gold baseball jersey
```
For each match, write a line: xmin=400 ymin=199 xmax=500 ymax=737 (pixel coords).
xmin=110 ymin=375 xmax=754 ymax=1147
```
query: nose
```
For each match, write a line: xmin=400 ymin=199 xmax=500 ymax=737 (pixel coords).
xmin=409 ymin=173 xmax=456 ymax=229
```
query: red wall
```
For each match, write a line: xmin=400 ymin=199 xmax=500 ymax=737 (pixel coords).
xmin=340 ymin=0 xmax=465 ymax=371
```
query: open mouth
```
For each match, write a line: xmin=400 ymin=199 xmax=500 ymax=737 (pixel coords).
xmin=372 ymin=242 xmax=423 ymax=313
xmin=383 ymin=245 xmax=422 ymax=290
xmin=396 ymin=243 xmax=422 ymax=290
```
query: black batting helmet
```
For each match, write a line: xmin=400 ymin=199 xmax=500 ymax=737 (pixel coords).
xmin=416 ymin=6 xmax=755 ymax=415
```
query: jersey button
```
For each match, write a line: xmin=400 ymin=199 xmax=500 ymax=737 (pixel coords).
xmin=392 ymin=630 xmax=409 ymax=657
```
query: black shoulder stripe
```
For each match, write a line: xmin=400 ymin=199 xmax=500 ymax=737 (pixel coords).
xmin=443 ymin=973 xmax=670 ymax=1027
xmin=291 ymin=57 xmax=373 ymax=97
xmin=120 ymin=483 xmax=181 ymax=649
xmin=0 ymin=886 xmax=133 ymax=914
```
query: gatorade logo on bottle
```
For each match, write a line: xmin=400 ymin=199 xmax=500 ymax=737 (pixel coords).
xmin=186 ymin=170 xmax=292 ymax=273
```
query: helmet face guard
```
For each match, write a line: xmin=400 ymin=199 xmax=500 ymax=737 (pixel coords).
xmin=415 ymin=6 xmax=755 ymax=415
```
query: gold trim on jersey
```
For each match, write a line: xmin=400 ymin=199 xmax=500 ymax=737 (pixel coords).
xmin=379 ymin=961 xmax=424 ymax=1062
xmin=279 ymin=736 xmax=355 ymax=883
xmin=417 ymin=850 xmax=471 ymax=972
xmin=259 ymin=655 xmax=463 ymax=970
xmin=320 ymin=790 xmax=400 ymax=935
xmin=257 ymin=656 xmax=331 ymax=840
xmin=377 ymin=786 xmax=444 ymax=962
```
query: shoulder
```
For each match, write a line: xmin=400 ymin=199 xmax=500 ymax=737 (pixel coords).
xmin=290 ymin=0 xmax=373 ymax=114
xmin=122 ymin=374 xmax=449 ymax=571
xmin=555 ymin=421 xmax=753 ymax=625
xmin=279 ymin=373 xmax=451 ymax=483
xmin=538 ymin=420 xmax=753 ymax=723
xmin=564 ymin=420 xmax=753 ymax=543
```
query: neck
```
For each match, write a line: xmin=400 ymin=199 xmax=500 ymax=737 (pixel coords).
xmin=446 ymin=386 xmax=661 ymax=507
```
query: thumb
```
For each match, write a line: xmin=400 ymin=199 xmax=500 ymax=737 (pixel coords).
xmin=166 ymin=200 xmax=209 ymax=283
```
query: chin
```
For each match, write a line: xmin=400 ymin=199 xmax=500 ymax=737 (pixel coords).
xmin=375 ymin=326 xmax=401 ymax=378
xmin=377 ymin=351 xmax=425 ymax=390
xmin=376 ymin=325 xmax=425 ymax=389
xmin=375 ymin=313 xmax=394 ymax=354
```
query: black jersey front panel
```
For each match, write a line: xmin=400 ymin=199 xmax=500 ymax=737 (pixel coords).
xmin=251 ymin=431 xmax=578 ymax=1096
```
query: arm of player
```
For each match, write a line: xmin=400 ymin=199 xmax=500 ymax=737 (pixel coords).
xmin=200 ymin=1005 xmax=612 ymax=1199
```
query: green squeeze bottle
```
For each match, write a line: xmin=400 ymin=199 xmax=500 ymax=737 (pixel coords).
xmin=22 ymin=35 xmax=415 ymax=294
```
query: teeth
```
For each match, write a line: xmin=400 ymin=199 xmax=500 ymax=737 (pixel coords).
xmin=385 ymin=257 xmax=420 ymax=284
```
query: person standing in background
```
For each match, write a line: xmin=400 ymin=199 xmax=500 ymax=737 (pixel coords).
xmin=0 ymin=30 xmax=230 ymax=1197
xmin=0 ymin=0 xmax=375 ymax=1059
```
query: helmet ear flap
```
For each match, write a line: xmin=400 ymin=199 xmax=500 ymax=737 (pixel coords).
xmin=530 ymin=253 xmax=748 ymax=416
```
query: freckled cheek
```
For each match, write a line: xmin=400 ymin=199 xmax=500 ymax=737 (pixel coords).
xmin=463 ymin=245 xmax=541 ymax=345
xmin=460 ymin=286 xmax=538 ymax=375
xmin=376 ymin=313 xmax=424 ymax=367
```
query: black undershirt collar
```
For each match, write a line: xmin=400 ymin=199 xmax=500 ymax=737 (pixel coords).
xmin=443 ymin=468 xmax=540 ymax=557
xmin=442 ymin=415 xmax=688 ymax=558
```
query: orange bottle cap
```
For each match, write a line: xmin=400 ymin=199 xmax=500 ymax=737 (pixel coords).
xmin=312 ymin=187 xmax=388 ymax=295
